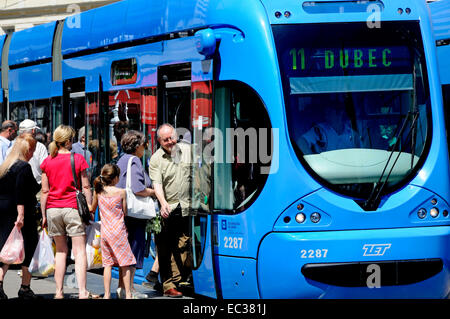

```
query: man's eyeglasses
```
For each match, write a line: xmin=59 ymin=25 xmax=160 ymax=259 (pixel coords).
xmin=161 ymin=136 xmax=177 ymax=143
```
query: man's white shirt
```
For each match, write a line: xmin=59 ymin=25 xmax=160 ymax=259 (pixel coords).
xmin=6 ymin=140 xmax=48 ymax=183
xmin=29 ymin=141 xmax=48 ymax=184
xmin=0 ymin=135 xmax=12 ymax=165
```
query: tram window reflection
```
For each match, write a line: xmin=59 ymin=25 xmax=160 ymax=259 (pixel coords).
xmin=213 ymin=81 xmax=272 ymax=213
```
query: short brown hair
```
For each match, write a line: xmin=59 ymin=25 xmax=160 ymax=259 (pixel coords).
xmin=1 ymin=120 xmax=17 ymax=133
xmin=121 ymin=130 xmax=145 ymax=154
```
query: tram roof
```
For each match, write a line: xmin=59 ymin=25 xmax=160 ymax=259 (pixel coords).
xmin=60 ymin=0 xmax=210 ymax=57
xmin=5 ymin=0 xmax=440 ymax=67
xmin=8 ymin=22 xmax=56 ymax=67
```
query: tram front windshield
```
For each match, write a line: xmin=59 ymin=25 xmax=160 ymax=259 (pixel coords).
xmin=273 ymin=22 xmax=431 ymax=198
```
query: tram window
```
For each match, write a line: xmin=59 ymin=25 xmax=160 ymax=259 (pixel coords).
xmin=111 ymin=58 xmax=137 ymax=86
xmin=51 ymin=97 xmax=63 ymax=130
xmin=107 ymin=89 xmax=152 ymax=166
xmin=213 ymin=81 xmax=272 ymax=212
xmin=274 ymin=22 xmax=431 ymax=199
xmin=443 ymin=85 xmax=450 ymax=154
xmin=10 ymin=99 xmax=51 ymax=134
xmin=141 ymin=87 xmax=158 ymax=154
xmin=33 ymin=99 xmax=51 ymax=134
xmin=109 ymin=89 xmax=142 ymax=131
xmin=86 ymin=92 xmax=101 ymax=180
xmin=10 ymin=102 xmax=29 ymax=124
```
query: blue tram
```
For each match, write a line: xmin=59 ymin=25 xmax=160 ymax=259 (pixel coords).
xmin=0 ymin=0 xmax=449 ymax=298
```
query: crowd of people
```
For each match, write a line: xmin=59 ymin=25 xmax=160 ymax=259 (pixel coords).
xmin=0 ymin=119 xmax=193 ymax=299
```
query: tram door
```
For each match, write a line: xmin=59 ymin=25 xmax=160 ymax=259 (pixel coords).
xmin=63 ymin=77 xmax=86 ymax=133
xmin=158 ymin=61 xmax=218 ymax=298
xmin=0 ymin=89 xmax=3 ymax=122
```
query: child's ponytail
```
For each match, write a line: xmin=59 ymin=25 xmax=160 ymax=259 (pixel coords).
xmin=93 ymin=175 xmax=105 ymax=194
xmin=94 ymin=163 xmax=121 ymax=194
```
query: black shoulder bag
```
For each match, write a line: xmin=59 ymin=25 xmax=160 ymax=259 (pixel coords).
xmin=70 ymin=153 xmax=91 ymax=225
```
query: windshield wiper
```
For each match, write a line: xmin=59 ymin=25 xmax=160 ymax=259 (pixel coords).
xmin=362 ymin=59 xmax=421 ymax=211
xmin=361 ymin=110 xmax=419 ymax=211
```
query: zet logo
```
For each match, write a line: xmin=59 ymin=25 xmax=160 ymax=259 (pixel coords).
xmin=362 ymin=244 xmax=391 ymax=257
xmin=221 ymin=220 xmax=227 ymax=230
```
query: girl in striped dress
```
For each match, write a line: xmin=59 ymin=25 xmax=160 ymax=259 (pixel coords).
xmin=90 ymin=164 xmax=136 ymax=299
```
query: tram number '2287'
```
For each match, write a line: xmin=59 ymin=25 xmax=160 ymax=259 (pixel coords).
xmin=224 ymin=236 xmax=243 ymax=249
xmin=300 ymin=249 xmax=328 ymax=259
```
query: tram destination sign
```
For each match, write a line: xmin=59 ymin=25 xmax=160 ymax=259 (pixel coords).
xmin=285 ymin=46 xmax=411 ymax=76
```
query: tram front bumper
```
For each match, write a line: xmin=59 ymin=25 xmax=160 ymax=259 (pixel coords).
xmin=257 ymin=226 xmax=450 ymax=298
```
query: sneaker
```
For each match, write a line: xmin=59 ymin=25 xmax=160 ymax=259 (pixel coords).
xmin=131 ymin=290 xmax=148 ymax=299
xmin=116 ymin=287 xmax=126 ymax=299
xmin=145 ymin=271 xmax=159 ymax=284
xmin=18 ymin=286 xmax=40 ymax=300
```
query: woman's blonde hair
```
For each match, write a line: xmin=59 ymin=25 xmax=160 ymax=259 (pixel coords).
xmin=48 ymin=125 xmax=75 ymax=158
xmin=0 ymin=133 xmax=37 ymax=179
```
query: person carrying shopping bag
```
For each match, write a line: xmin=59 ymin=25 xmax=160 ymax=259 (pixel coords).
xmin=0 ymin=134 xmax=41 ymax=299
xmin=40 ymin=125 xmax=98 ymax=299
xmin=115 ymin=130 xmax=156 ymax=299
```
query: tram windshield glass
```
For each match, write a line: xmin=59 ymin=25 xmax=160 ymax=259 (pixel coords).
xmin=273 ymin=22 xmax=431 ymax=198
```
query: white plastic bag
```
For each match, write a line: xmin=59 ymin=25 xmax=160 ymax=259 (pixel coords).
xmin=28 ymin=230 xmax=55 ymax=277
xmin=0 ymin=226 xmax=25 ymax=265
xmin=70 ymin=221 xmax=102 ymax=269
xmin=86 ymin=221 xmax=102 ymax=270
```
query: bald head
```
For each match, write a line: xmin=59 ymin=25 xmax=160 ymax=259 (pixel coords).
xmin=156 ymin=123 xmax=175 ymax=140
xmin=157 ymin=123 xmax=177 ymax=153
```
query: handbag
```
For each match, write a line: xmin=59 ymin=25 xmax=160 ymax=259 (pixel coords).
xmin=71 ymin=153 xmax=91 ymax=225
xmin=126 ymin=156 xmax=157 ymax=219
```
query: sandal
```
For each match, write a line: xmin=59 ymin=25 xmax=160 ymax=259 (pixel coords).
xmin=80 ymin=291 xmax=101 ymax=299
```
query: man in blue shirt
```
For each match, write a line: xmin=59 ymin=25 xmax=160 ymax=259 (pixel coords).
xmin=71 ymin=126 xmax=92 ymax=171
xmin=0 ymin=120 xmax=18 ymax=165
xmin=297 ymin=105 xmax=366 ymax=154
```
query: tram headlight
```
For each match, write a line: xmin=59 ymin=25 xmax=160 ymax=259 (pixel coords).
xmin=430 ymin=207 xmax=439 ymax=218
xmin=310 ymin=212 xmax=321 ymax=223
xmin=417 ymin=208 xmax=427 ymax=219
xmin=295 ymin=213 xmax=306 ymax=224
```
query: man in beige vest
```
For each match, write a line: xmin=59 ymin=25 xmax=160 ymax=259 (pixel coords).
xmin=149 ymin=123 xmax=192 ymax=298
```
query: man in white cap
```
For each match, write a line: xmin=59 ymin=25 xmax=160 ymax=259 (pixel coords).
xmin=17 ymin=119 xmax=48 ymax=185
